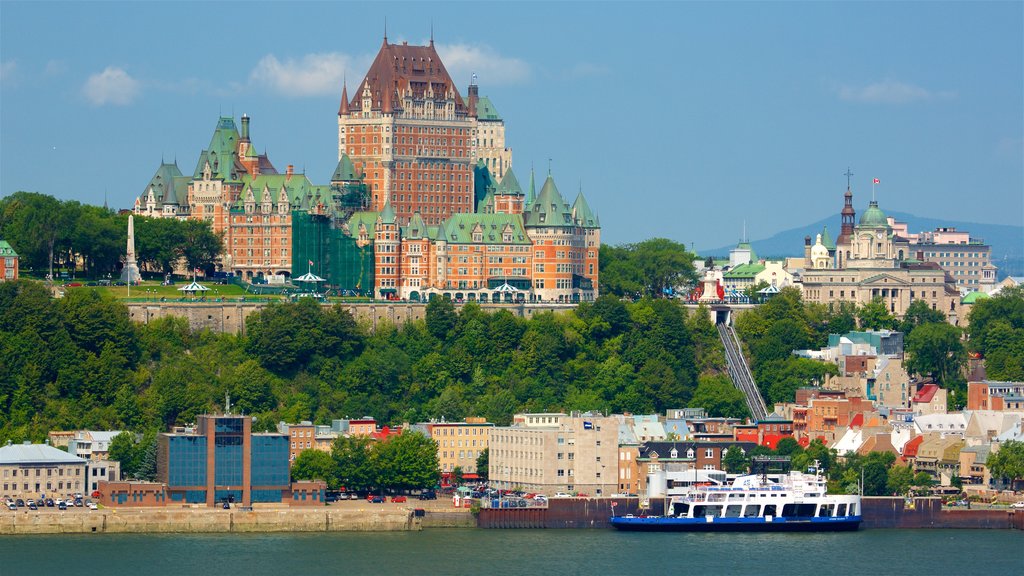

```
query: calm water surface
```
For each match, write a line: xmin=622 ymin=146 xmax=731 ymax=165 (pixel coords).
xmin=1 ymin=529 xmax=1021 ymax=575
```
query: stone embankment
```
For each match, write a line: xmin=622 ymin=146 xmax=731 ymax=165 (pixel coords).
xmin=0 ymin=507 xmax=419 ymax=535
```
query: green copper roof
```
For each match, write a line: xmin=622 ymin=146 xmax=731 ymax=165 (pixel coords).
xmin=476 ymin=96 xmax=501 ymax=121
xmin=0 ymin=240 xmax=18 ymax=257
xmin=403 ymin=212 xmax=427 ymax=239
xmin=526 ymin=169 xmax=536 ymax=208
xmin=379 ymin=199 xmax=396 ymax=224
xmin=433 ymin=218 xmax=450 ymax=242
xmin=723 ymin=262 xmax=766 ymax=278
xmin=345 ymin=211 xmax=379 ymax=237
xmin=141 ymin=161 xmax=184 ymax=205
xmin=332 ymin=154 xmax=360 ymax=182
xmin=477 ymin=189 xmax=495 ymax=213
xmin=440 ymin=213 xmax=530 ymax=245
xmin=859 ymin=201 xmax=889 ymax=228
xmin=734 ymin=241 xmax=758 ymax=263
xmin=194 ymin=117 xmax=242 ymax=181
xmin=961 ymin=291 xmax=990 ymax=304
xmin=572 ymin=190 xmax=599 ymax=228
xmin=524 ymin=175 xmax=574 ymax=228
xmin=473 ymin=161 xmax=495 ymax=209
xmin=496 ymin=167 xmax=523 ymax=196
xmin=821 ymin=225 xmax=836 ymax=250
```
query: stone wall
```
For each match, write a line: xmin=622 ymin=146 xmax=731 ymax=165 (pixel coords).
xmin=0 ymin=507 xmax=417 ymax=534
xmin=125 ymin=301 xmax=578 ymax=334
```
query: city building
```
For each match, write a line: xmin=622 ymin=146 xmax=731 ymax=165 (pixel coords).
xmin=634 ymin=441 xmax=756 ymax=494
xmin=888 ymin=220 xmax=997 ymax=293
xmin=67 ymin=430 xmax=123 ymax=461
xmin=967 ymin=381 xmax=1024 ymax=411
xmin=489 ymin=413 xmax=618 ymax=496
xmin=411 ymin=417 xmax=494 ymax=479
xmin=277 ymin=421 xmax=339 ymax=464
xmin=157 ymin=414 xmax=290 ymax=507
xmin=337 ymin=37 xmax=512 ymax=225
xmin=0 ymin=240 xmax=19 ymax=282
xmin=0 ymin=441 xmax=87 ymax=500
xmin=800 ymin=185 xmax=960 ymax=323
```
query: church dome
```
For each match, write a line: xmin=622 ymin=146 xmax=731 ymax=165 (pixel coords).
xmin=859 ymin=200 xmax=888 ymax=227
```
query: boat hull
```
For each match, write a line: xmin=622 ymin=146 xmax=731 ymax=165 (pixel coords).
xmin=610 ymin=516 xmax=862 ymax=532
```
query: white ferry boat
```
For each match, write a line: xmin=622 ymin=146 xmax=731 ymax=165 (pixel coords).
xmin=611 ymin=462 xmax=861 ymax=532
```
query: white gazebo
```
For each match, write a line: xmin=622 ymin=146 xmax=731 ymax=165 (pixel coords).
xmin=178 ymin=281 xmax=209 ymax=298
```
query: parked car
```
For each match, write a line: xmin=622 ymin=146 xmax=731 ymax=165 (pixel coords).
xmin=1011 ymin=501 xmax=1024 ymax=509
xmin=15 ymin=499 xmax=24 ymax=507
xmin=418 ymin=490 xmax=437 ymax=500
xmin=553 ymin=492 xmax=572 ymax=498
xmin=370 ymin=496 xmax=385 ymax=503
xmin=27 ymin=500 xmax=38 ymax=510
xmin=45 ymin=498 xmax=54 ymax=507
xmin=222 ymin=501 xmax=231 ymax=509
xmin=57 ymin=502 xmax=67 ymax=510
xmin=391 ymin=495 xmax=407 ymax=503
xmin=88 ymin=501 xmax=98 ymax=510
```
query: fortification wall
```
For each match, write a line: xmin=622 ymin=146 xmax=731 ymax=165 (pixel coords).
xmin=0 ymin=507 xmax=416 ymax=535
xmin=126 ymin=301 xmax=577 ymax=334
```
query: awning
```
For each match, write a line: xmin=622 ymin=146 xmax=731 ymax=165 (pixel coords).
xmin=178 ymin=281 xmax=209 ymax=292
xmin=294 ymin=272 xmax=325 ymax=283
xmin=380 ymin=288 xmax=397 ymax=294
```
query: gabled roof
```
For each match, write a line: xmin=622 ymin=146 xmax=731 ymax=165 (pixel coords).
xmin=403 ymin=212 xmax=427 ymax=239
xmin=194 ymin=117 xmax=244 ymax=181
xmin=523 ymin=175 xmax=574 ymax=228
xmin=961 ymin=291 xmax=990 ymax=304
xmin=901 ymin=435 xmax=925 ymax=458
xmin=345 ymin=211 xmax=380 ymax=238
xmin=0 ymin=443 xmax=87 ymax=465
xmin=343 ymin=40 xmax=466 ymax=115
xmin=0 ymin=240 xmax=17 ymax=257
xmin=912 ymin=384 xmax=940 ymax=404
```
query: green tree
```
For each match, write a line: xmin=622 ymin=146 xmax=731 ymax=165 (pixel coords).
xmin=333 ymin=436 xmax=376 ymax=492
xmin=899 ymin=299 xmax=947 ymax=336
xmin=857 ymin=297 xmax=897 ymax=330
xmin=373 ymin=432 xmax=439 ymax=492
xmin=135 ymin=431 xmax=158 ymax=481
xmin=722 ymin=446 xmax=749 ymax=474
xmin=988 ymin=440 xmax=1024 ymax=491
xmin=475 ymin=448 xmax=489 ymax=481
xmin=599 ymin=238 xmax=697 ymax=299
xmin=886 ymin=464 xmax=915 ymax=496
xmin=905 ymin=322 xmax=965 ymax=385
xmin=451 ymin=466 xmax=465 ymax=486
xmin=689 ymin=375 xmax=749 ymax=419
xmin=425 ymin=296 xmax=458 ymax=340
xmin=108 ymin=431 xmax=139 ymax=478
xmin=292 ymin=449 xmax=340 ymax=489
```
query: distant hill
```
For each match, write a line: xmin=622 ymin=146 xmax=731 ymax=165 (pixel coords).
xmin=699 ymin=212 xmax=1024 ymax=279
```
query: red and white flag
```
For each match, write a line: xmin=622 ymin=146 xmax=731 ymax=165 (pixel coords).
xmin=309 ymin=260 xmax=314 ymax=267
xmin=873 ymin=178 xmax=880 ymax=184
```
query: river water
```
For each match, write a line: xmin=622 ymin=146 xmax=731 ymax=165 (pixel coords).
xmin=2 ymin=529 xmax=1021 ymax=575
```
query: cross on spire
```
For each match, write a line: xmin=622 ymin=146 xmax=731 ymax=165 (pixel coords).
xmin=844 ymin=167 xmax=854 ymax=189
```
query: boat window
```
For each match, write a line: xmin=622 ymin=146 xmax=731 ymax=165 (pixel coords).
xmin=763 ymin=504 xmax=777 ymax=517
xmin=743 ymin=505 xmax=760 ymax=518
xmin=819 ymin=504 xmax=835 ymax=517
xmin=693 ymin=505 xmax=720 ymax=518
xmin=837 ymin=503 xmax=847 ymax=516
xmin=849 ymin=503 xmax=857 ymax=516
xmin=673 ymin=503 xmax=690 ymax=517
xmin=724 ymin=505 xmax=742 ymax=518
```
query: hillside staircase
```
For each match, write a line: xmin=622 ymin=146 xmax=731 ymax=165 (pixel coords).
xmin=716 ymin=323 xmax=769 ymax=420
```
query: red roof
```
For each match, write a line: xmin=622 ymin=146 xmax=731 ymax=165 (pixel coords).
xmin=912 ymin=384 xmax=939 ymax=404
xmin=902 ymin=435 xmax=925 ymax=460
xmin=849 ymin=413 xmax=864 ymax=428
xmin=342 ymin=39 xmax=466 ymax=116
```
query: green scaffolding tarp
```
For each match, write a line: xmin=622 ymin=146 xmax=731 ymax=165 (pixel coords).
xmin=291 ymin=211 xmax=374 ymax=296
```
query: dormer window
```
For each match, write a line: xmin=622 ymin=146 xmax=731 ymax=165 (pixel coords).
xmin=670 ymin=448 xmax=678 ymax=459
xmin=686 ymin=448 xmax=694 ymax=459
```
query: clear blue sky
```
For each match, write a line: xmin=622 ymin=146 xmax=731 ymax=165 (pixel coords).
xmin=2 ymin=1 xmax=1021 ymax=249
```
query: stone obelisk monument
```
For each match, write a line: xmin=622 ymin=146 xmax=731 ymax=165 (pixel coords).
xmin=120 ymin=215 xmax=141 ymax=284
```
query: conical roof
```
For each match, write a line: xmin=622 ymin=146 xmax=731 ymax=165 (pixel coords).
xmin=572 ymin=190 xmax=598 ymax=228
xmin=379 ymin=198 xmax=396 ymax=224
xmin=526 ymin=169 xmax=536 ymax=207
xmin=821 ymin=225 xmax=836 ymax=250
xmin=524 ymin=175 xmax=574 ymax=228
xmin=497 ymin=167 xmax=523 ymax=196
xmin=332 ymin=153 xmax=360 ymax=182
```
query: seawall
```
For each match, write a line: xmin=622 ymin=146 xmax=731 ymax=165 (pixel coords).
xmin=477 ymin=497 xmax=1024 ymax=530
xmin=125 ymin=301 xmax=578 ymax=334
xmin=0 ymin=507 xmax=418 ymax=535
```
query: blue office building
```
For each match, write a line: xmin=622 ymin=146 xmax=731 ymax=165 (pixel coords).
xmin=158 ymin=415 xmax=289 ymax=507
